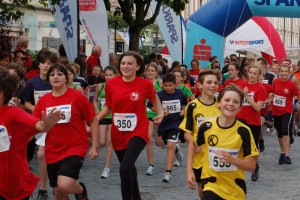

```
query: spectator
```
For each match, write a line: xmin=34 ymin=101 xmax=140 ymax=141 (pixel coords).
xmin=0 ymin=50 xmax=11 ymax=67
xmin=87 ymin=45 xmax=102 ymax=76
xmin=15 ymin=36 xmax=33 ymax=71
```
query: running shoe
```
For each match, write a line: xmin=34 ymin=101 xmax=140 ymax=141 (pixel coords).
xmin=161 ymin=143 xmax=167 ymax=149
xmin=265 ymin=128 xmax=270 ymax=133
xmin=251 ymin=164 xmax=259 ymax=182
xmin=258 ymin=139 xmax=265 ymax=152
xmin=145 ymin=165 xmax=155 ymax=176
xmin=279 ymin=153 xmax=285 ymax=165
xmin=75 ymin=182 xmax=88 ymax=200
xmin=175 ymin=143 xmax=183 ymax=165
xmin=162 ymin=172 xmax=172 ymax=183
xmin=173 ymin=160 xmax=182 ymax=167
xmin=100 ymin=167 xmax=110 ymax=179
xmin=284 ymin=156 xmax=292 ymax=164
xmin=36 ymin=190 xmax=48 ymax=200
xmin=270 ymin=127 xmax=276 ymax=136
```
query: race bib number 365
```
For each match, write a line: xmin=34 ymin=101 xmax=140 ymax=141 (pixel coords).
xmin=114 ymin=113 xmax=137 ymax=131
xmin=208 ymin=146 xmax=239 ymax=172
xmin=0 ymin=125 xmax=10 ymax=152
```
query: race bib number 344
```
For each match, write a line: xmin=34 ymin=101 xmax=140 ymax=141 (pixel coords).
xmin=114 ymin=113 xmax=137 ymax=132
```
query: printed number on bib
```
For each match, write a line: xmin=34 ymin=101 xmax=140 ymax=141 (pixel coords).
xmin=242 ymin=93 xmax=254 ymax=106
xmin=208 ymin=146 xmax=239 ymax=172
xmin=0 ymin=125 xmax=10 ymax=152
xmin=114 ymin=113 xmax=137 ymax=131
xmin=34 ymin=90 xmax=51 ymax=105
xmin=162 ymin=100 xmax=181 ymax=113
xmin=46 ymin=104 xmax=72 ymax=124
xmin=273 ymin=95 xmax=286 ymax=107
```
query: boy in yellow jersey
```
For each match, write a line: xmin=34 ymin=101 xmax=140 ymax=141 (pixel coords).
xmin=195 ymin=85 xmax=258 ymax=200
xmin=179 ymin=70 xmax=220 ymax=198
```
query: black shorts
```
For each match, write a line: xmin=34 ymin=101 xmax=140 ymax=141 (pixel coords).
xmin=47 ymin=156 xmax=83 ymax=187
xmin=273 ymin=113 xmax=294 ymax=138
xmin=193 ymin=167 xmax=202 ymax=183
xmin=203 ymin=191 xmax=225 ymax=200
xmin=148 ymin=118 xmax=154 ymax=121
xmin=238 ymin=119 xmax=261 ymax=149
xmin=178 ymin=130 xmax=186 ymax=143
xmin=264 ymin=111 xmax=274 ymax=122
xmin=99 ymin=118 xmax=112 ymax=125
xmin=158 ymin=129 xmax=179 ymax=144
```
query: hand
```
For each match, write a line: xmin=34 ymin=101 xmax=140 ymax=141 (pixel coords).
xmin=296 ymin=102 xmax=300 ymax=111
xmin=11 ymin=97 xmax=21 ymax=107
xmin=243 ymin=87 xmax=249 ymax=95
xmin=187 ymin=170 xmax=197 ymax=190
xmin=180 ymin=110 xmax=184 ymax=116
xmin=153 ymin=114 xmax=163 ymax=125
xmin=42 ymin=108 xmax=63 ymax=132
xmin=155 ymin=136 xmax=163 ymax=147
xmin=215 ymin=150 xmax=234 ymax=165
xmin=163 ymin=109 xmax=169 ymax=117
xmin=89 ymin=145 xmax=99 ymax=160
xmin=195 ymin=146 xmax=202 ymax=153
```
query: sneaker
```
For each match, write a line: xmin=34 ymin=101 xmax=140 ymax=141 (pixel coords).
xmin=284 ymin=156 xmax=292 ymax=164
xmin=36 ymin=190 xmax=48 ymax=200
xmin=161 ymin=143 xmax=167 ymax=149
xmin=174 ymin=160 xmax=182 ymax=167
xmin=265 ymin=128 xmax=270 ymax=133
xmin=175 ymin=143 xmax=183 ymax=164
xmin=162 ymin=172 xmax=172 ymax=183
xmin=258 ymin=139 xmax=265 ymax=152
xmin=145 ymin=165 xmax=155 ymax=176
xmin=251 ymin=164 xmax=259 ymax=182
xmin=279 ymin=153 xmax=285 ymax=165
xmin=75 ymin=182 xmax=88 ymax=200
xmin=100 ymin=168 xmax=110 ymax=179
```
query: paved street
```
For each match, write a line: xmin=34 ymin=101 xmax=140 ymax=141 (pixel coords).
xmin=30 ymin=131 xmax=300 ymax=200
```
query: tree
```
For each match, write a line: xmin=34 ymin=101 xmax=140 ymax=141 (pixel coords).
xmin=103 ymin=0 xmax=188 ymax=52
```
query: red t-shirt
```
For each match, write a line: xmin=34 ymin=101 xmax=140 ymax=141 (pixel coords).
xmin=0 ymin=106 xmax=40 ymax=200
xmin=189 ymin=68 xmax=200 ymax=93
xmin=272 ymin=78 xmax=299 ymax=116
xmin=33 ymin=88 xmax=95 ymax=164
xmin=223 ymin=78 xmax=247 ymax=88
xmin=87 ymin=53 xmax=100 ymax=76
xmin=105 ymin=76 xmax=156 ymax=150
xmin=237 ymin=82 xmax=267 ymax=125
xmin=261 ymin=83 xmax=273 ymax=115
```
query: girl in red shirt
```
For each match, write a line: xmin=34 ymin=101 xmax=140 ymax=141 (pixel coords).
xmin=0 ymin=68 xmax=61 ymax=200
xmin=272 ymin=64 xmax=300 ymax=165
xmin=223 ymin=62 xmax=247 ymax=88
xmin=237 ymin=63 xmax=267 ymax=182
xmin=97 ymin=51 xmax=164 ymax=200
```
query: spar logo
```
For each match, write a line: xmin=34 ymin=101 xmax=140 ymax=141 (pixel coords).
xmin=193 ymin=39 xmax=212 ymax=61
xmin=130 ymin=92 xmax=139 ymax=101
xmin=229 ymin=40 xmax=264 ymax=45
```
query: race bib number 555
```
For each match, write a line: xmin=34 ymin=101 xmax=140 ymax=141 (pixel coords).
xmin=208 ymin=146 xmax=239 ymax=172
xmin=114 ymin=113 xmax=137 ymax=131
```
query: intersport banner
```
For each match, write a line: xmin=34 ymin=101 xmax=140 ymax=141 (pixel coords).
xmin=79 ymin=0 xmax=109 ymax=68
xmin=49 ymin=0 xmax=78 ymax=62
xmin=150 ymin=2 xmax=184 ymax=62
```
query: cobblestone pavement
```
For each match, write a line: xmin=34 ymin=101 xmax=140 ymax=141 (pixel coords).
xmin=30 ymin=131 xmax=300 ymax=200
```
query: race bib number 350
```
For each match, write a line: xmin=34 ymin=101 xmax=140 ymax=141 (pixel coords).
xmin=0 ymin=125 xmax=10 ymax=152
xmin=208 ymin=146 xmax=239 ymax=172
xmin=114 ymin=113 xmax=137 ymax=131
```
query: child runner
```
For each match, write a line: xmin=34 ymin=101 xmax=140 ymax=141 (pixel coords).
xmin=223 ymin=62 xmax=247 ymax=88
xmin=154 ymin=73 xmax=187 ymax=183
xmin=271 ymin=64 xmax=300 ymax=165
xmin=196 ymin=85 xmax=259 ymax=200
xmin=23 ymin=49 xmax=58 ymax=199
xmin=180 ymin=70 xmax=220 ymax=198
xmin=237 ymin=63 xmax=267 ymax=181
xmin=66 ymin=65 xmax=84 ymax=94
xmin=92 ymin=66 xmax=117 ymax=179
xmin=145 ymin=62 xmax=162 ymax=176
xmin=33 ymin=64 xmax=99 ymax=199
xmin=97 ymin=51 xmax=164 ymax=200
xmin=0 ymin=67 xmax=62 ymax=200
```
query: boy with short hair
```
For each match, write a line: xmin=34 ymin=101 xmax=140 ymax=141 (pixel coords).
xmin=153 ymin=73 xmax=187 ymax=183
xmin=180 ymin=69 xmax=220 ymax=198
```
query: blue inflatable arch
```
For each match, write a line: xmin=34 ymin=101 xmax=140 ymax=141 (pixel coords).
xmin=185 ymin=0 xmax=300 ymax=68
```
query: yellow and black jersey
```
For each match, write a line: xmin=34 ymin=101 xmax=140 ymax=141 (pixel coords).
xmin=196 ymin=118 xmax=259 ymax=200
xmin=179 ymin=98 xmax=220 ymax=169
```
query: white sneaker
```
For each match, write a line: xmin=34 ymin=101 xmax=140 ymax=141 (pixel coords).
xmin=265 ymin=128 xmax=270 ymax=133
xmin=100 ymin=167 xmax=110 ymax=179
xmin=174 ymin=160 xmax=181 ymax=167
xmin=175 ymin=143 xmax=183 ymax=164
xmin=145 ymin=165 xmax=155 ymax=176
xmin=162 ymin=172 xmax=172 ymax=183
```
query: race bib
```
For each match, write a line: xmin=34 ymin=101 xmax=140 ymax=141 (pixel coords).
xmin=46 ymin=104 xmax=72 ymax=124
xmin=0 ymin=125 xmax=10 ymax=152
xmin=273 ymin=95 xmax=286 ymax=107
xmin=261 ymin=103 xmax=266 ymax=109
xmin=114 ymin=113 xmax=137 ymax=131
xmin=162 ymin=100 xmax=181 ymax=114
xmin=34 ymin=90 xmax=51 ymax=105
xmin=242 ymin=93 xmax=254 ymax=106
xmin=262 ymin=80 xmax=268 ymax=84
xmin=208 ymin=146 xmax=239 ymax=172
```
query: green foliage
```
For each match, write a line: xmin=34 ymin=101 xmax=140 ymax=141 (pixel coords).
xmin=107 ymin=11 xmax=128 ymax=33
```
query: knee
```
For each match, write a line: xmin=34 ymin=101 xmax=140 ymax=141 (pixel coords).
xmin=167 ymin=142 xmax=176 ymax=151
xmin=37 ymin=150 xmax=45 ymax=161
xmin=119 ymin=165 xmax=132 ymax=176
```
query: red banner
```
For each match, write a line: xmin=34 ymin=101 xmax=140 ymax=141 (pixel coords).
xmin=79 ymin=0 xmax=97 ymax=11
